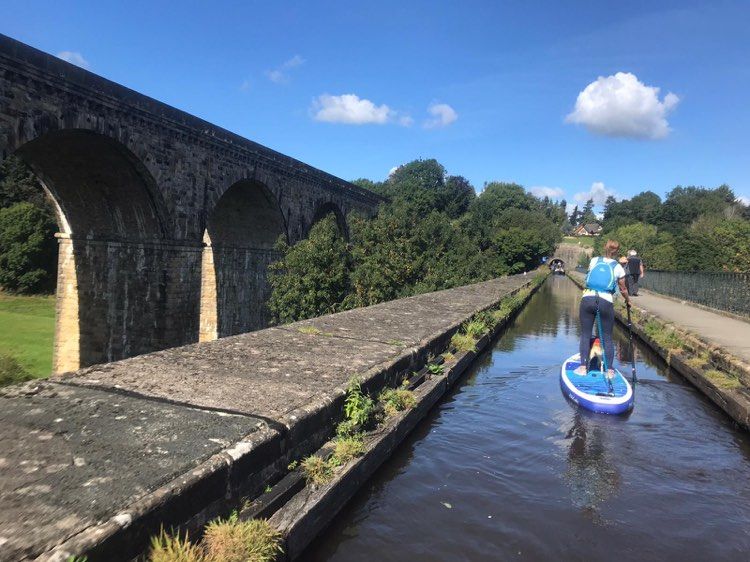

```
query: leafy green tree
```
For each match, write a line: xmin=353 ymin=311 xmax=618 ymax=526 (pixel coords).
xmin=269 ymin=159 xmax=563 ymax=323
xmin=441 ymin=175 xmax=476 ymax=219
xmin=268 ymin=214 xmax=352 ymax=323
xmin=0 ymin=156 xmax=50 ymax=209
xmin=628 ymin=191 xmax=662 ymax=223
xmin=0 ymin=202 xmax=58 ymax=293
xmin=678 ymin=216 xmax=750 ymax=272
xmin=659 ymin=185 xmax=735 ymax=233
xmin=597 ymin=222 xmax=676 ymax=270
xmin=377 ymin=159 xmax=447 ymax=214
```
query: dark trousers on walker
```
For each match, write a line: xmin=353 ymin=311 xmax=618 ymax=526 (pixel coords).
xmin=628 ymin=274 xmax=640 ymax=295
xmin=579 ymin=296 xmax=615 ymax=371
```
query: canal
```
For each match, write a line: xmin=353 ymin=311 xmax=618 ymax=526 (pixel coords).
xmin=305 ymin=276 xmax=750 ymax=561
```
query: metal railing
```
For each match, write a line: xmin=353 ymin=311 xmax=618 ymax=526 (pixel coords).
xmin=640 ymin=270 xmax=750 ymax=318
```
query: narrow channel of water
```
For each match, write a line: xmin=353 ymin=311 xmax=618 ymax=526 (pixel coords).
xmin=305 ymin=276 xmax=750 ymax=561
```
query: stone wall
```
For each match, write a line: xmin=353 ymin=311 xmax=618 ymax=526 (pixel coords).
xmin=0 ymin=34 xmax=382 ymax=372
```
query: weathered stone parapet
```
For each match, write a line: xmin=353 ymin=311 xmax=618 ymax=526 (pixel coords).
xmin=0 ymin=273 xmax=538 ymax=561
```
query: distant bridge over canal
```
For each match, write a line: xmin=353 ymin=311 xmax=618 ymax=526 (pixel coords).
xmin=0 ymin=34 xmax=381 ymax=373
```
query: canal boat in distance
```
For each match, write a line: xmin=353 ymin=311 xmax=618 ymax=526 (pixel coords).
xmin=560 ymin=352 xmax=634 ymax=415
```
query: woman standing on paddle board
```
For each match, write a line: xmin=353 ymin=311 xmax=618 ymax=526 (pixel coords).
xmin=575 ymin=239 xmax=630 ymax=377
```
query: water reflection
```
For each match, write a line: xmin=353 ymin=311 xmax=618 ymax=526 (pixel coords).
xmin=563 ymin=412 xmax=622 ymax=519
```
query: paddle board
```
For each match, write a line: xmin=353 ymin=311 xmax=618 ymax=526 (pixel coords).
xmin=560 ymin=353 xmax=634 ymax=415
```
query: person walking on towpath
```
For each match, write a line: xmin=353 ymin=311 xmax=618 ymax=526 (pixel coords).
xmin=575 ymin=239 xmax=631 ymax=378
xmin=627 ymin=250 xmax=645 ymax=296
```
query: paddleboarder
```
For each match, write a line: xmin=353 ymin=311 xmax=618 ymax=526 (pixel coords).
xmin=575 ymin=240 xmax=631 ymax=377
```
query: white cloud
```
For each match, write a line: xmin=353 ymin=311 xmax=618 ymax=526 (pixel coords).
xmin=239 ymin=79 xmax=251 ymax=92
xmin=56 ymin=51 xmax=90 ymax=69
xmin=266 ymin=55 xmax=306 ymax=84
xmin=565 ymin=72 xmax=679 ymax=140
xmin=388 ymin=166 xmax=400 ymax=177
xmin=738 ymin=195 xmax=750 ymax=206
xmin=574 ymin=181 xmax=617 ymax=206
xmin=283 ymin=54 xmax=305 ymax=68
xmin=423 ymin=103 xmax=458 ymax=129
xmin=266 ymin=70 xmax=285 ymax=84
xmin=530 ymin=186 xmax=565 ymax=199
xmin=311 ymin=94 xmax=411 ymax=126
xmin=398 ymin=115 xmax=415 ymax=127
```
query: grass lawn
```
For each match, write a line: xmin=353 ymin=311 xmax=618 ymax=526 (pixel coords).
xmin=0 ymin=292 xmax=55 ymax=378
xmin=563 ymin=235 xmax=596 ymax=248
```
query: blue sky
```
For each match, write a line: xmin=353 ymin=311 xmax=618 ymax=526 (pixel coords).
xmin=2 ymin=0 xmax=749 ymax=206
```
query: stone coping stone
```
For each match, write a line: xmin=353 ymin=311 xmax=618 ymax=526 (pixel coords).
xmin=0 ymin=381 xmax=262 ymax=561
xmin=286 ymin=276 xmax=527 ymax=347
xmin=60 ymin=275 xmax=530 ymax=422
xmin=61 ymin=326 xmax=399 ymax=421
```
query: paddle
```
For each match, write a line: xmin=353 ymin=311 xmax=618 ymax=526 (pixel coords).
xmin=626 ymin=302 xmax=638 ymax=385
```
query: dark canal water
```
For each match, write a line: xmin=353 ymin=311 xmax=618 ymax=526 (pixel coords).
xmin=304 ymin=276 xmax=750 ymax=562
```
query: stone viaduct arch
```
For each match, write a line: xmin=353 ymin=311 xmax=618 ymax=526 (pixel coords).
xmin=199 ymin=179 xmax=287 ymax=341
xmin=308 ymin=201 xmax=349 ymax=240
xmin=12 ymin=130 xmax=170 ymax=372
xmin=0 ymin=34 xmax=382 ymax=373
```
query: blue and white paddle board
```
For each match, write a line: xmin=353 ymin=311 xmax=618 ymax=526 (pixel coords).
xmin=560 ymin=353 xmax=634 ymax=415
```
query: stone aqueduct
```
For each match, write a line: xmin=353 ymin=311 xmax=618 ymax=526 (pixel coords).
xmin=0 ymin=34 xmax=382 ymax=373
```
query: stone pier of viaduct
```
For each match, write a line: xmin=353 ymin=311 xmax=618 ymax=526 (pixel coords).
xmin=0 ymin=34 xmax=382 ymax=373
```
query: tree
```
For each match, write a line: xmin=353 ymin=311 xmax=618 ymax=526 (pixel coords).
xmin=678 ymin=216 xmax=750 ymax=272
xmin=569 ymin=205 xmax=581 ymax=227
xmin=628 ymin=191 xmax=662 ymax=223
xmin=0 ymin=202 xmax=58 ymax=293
xmin=0 ymin=156 xmax=50 ymax=209
xmin=267 ymin=214 xmax=352 ymax=323
xmin=268 ymin=160 xmax=563 ymax=323
xmin=659 ymin=185 xmax=736 ymax=233
xmin=598 ymin=222 xmax=676 ymax=270
xmin=440 ymin=175 xmax=476 ymax=219
xmin=580 ymin=198 xmax=597 ymax=225
xmin=379 ymin=159 xmax=447 ymax=214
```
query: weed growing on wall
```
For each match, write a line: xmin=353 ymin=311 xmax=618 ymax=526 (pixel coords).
xmin=705 ymin=369 xmax=743 ymax=390
xmin=343 ymin=378 xmax=375 ymax=428
xmin=427 ymin=362 xmax=444 ymax=376
xmin=379 ymin=388 xmax=417 ymax=417
xmin=148 ymin=529 xmax=204 ymax=562
xmin=301 ymin=455 xmax=334 ymax=486
xmin=332 ymin=435 xmax=365 ymax=465
xmin=450 ymin=332 xmax=477 ymax=353
xmin=203 ymin=512 xmax=282 ymax=562
xmin=147 ymin=514 xmax=282 ymax=562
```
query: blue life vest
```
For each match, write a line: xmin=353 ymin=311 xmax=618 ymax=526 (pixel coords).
xmin=585 ymin=257 xmax=618 ymax=293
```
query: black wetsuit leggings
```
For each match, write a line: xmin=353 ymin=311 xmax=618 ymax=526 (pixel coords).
xmin=579 ymin=296 xmax=615 ymax=371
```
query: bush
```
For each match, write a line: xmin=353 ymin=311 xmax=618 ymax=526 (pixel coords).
xmin=0 ymin=354 xmax=33 ymax=387
xmin=0 ymin=202 xmax=57 ymax=293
